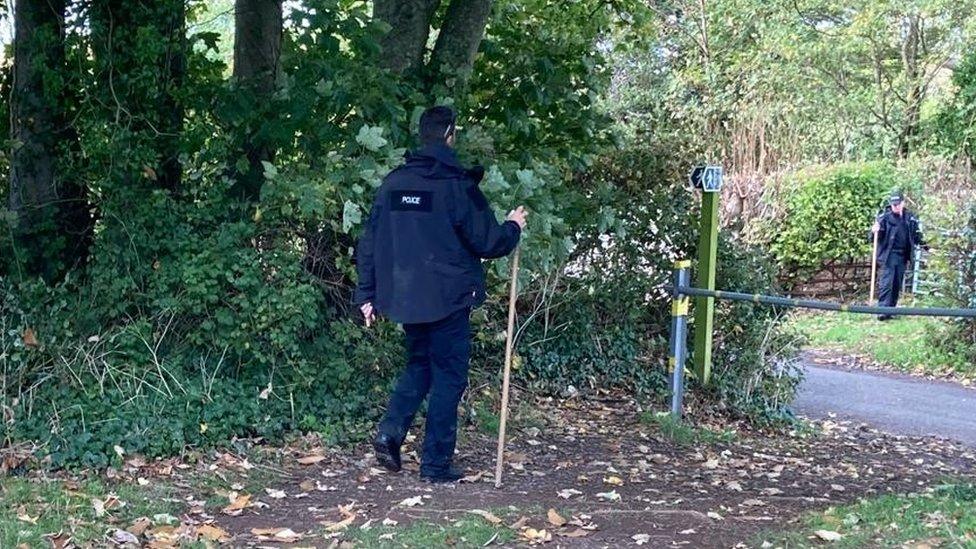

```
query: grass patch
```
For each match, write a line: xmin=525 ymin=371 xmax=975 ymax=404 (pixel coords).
xmin=346 ymin=516 xmax=518 ymax=548
xmin=760 ymin=482 xmax=976 ymax=547
xmin=641 ymin=412 xmax=736 ymax=446
xmin=0 ymin=475 xmax=178 ymax=547
xmin=789 ymin=311 xmax=973 ymax=379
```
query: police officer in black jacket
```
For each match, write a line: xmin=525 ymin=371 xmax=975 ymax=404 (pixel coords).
xmin=870 ymin=192 xmax=926 ymax=320
xmin=354 ymin=106 xmax=527 ymax=483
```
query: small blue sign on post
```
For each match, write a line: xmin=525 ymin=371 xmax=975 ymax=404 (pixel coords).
xmin=689 ymin=165 xmax=723 ymax=192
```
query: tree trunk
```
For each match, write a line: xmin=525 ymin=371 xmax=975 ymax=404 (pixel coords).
xmin=159 ymin=1 xmax=186 ymax=192
xmin=9 ymin=0 xmax=92 ymax=279
xmin=232 ymin=0 xmax=283 ymax=202
xmin=898 ymin=13 xmax=922 ymax=159
xmin=429 ymin=0 xmax=493 ymax=78
xmin=374 ymin=0 xmax=440 ymax=74
xmin=9 ymin=0 xmax=65 ymax=230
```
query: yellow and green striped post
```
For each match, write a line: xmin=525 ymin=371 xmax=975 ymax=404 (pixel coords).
xmin=669 ymin=260 xmax=692 ymax=418
xmin=693 ymin=190 xmax=719 ymax=384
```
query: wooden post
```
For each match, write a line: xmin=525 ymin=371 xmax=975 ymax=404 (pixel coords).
xmin=692 ymin=191 xmax=719 ymax=384
xmin=494 ymin=247 xmax=520 ymax=488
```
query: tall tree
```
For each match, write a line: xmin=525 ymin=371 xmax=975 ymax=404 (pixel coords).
xmin=159 ymin=2 xmax=187 ymax=191
xmin=231 ymin=0 xmax=283 ymax=202
xmin=8 ymin=0 xmax=91 ymax=278
xmin=373 ymin=0 xmax=441 ymax=73
xmin=430 ymin=0 xmax=494 ymax=77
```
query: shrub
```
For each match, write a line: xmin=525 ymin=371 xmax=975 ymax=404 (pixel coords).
xmin=483 ymin=144 xmax=802 ymax=423
xmin=768 ymin=162 xmax=895 ymax=285
xmin=930 ymin=204 xmax=976 ymax=364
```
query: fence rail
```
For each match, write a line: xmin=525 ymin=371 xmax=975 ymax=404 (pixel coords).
xmin=667 ymin=260 xmax=976 ymax=419
xmin=673 ymin=286 xmax=976 ymax=318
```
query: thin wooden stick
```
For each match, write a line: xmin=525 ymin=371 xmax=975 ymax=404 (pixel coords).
xmin=494 ymin=247 xmax=520 ymax=489
xmin=870 ymin=224 xmax=880 ymax=306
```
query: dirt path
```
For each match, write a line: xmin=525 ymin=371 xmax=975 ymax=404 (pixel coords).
xmin=795 ymin=350 xmax=976 ymax=446
xmin=205 ymin=395 xmax=976 ymax=548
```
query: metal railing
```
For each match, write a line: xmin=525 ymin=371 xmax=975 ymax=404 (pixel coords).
xmin=666 ymin=260 xmax=976 ymax=418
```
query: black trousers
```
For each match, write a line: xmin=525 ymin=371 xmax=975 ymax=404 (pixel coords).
xmin=377 ymin=308 xmax=471 ymax=475
xmin=878 ymin=254 xmax=908 ymax=308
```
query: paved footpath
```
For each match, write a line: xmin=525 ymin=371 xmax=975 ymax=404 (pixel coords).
xmin=793 ymin=355 xmax=976 ymax=447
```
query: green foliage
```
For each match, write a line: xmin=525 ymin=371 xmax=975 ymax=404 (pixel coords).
xmin=640 ymin=412 xmax=736 ymax=446
xmin=761 ymin=482 xmax=976 ymax=547
xmin=768 ymin=163 xmax=893 ymax=282
xmin=932 ymin=48 xmax=976 ymax=157
xmin=791 ymin=311 xmax=973 ymax=379
xmin=491 ymin=142 xmax=802 ymax=423
xmin=930 ymin=203 xmax=976 ymax=365
xmin=706 ymin=239 xmax=804 ymax=422
xmin=0 ymin=477 xmax=179 ymax=547
xmin=347 ymin=515 xmax=517 ymax=548
xmin=0 ymin=0 xmax=805 ymax=468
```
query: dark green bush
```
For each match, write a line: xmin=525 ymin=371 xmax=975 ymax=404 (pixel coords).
xmin=768 ymin=162 xmax=893 ymax=285
xmin=477 ymin=144 xmax=802 ymax=422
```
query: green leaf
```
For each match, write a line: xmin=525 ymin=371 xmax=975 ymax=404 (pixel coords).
xmin=342 ymin=200 xmax=362 ymax=233
xmin=356 ymin=126 xmax=388 ymax=152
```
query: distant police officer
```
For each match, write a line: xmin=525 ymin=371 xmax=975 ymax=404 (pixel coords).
xmin=870 ymin=192 xmax=926 ymax=320
xmin=354 ymin=106 xmax=528 ymax=483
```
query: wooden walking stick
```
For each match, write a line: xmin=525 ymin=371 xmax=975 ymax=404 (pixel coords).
xmin=494 ymin=247 xmax=520 ymax=488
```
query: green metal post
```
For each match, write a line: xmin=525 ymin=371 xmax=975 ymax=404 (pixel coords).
xmin=693 ymin=191 xmax=719 ymax=384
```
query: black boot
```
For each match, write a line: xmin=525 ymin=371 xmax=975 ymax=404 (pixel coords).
xmin=373 ymin=433 xmax=402 ymax=472
xmin=420 ymin=466 xmax=464 ymax=484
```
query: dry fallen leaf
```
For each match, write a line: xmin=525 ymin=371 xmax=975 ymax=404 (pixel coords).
xmin=814 ymin=530 xmax=844 ymax=542
xmin=560 ymin=528 xmax=590 ymax=538
xmin=16 ymin=506 xmax=38 ymax=524
xmin=197 ymin=524 xmax=231 ymax=542
xmin=110 ymin=529 xmax=139 ymax=545
xmin=633 ymin=533 xmax=651 ymax=545
xmin=603 ymin=475 xmax=624 ymax=486
xmin=557 ymin=488 xmax=583 ymax=499
xmin=547 ymin=509 xmax=567 ymax=527
xmin=322 ymin=504 xmax=357 ymax=532
xmin=297 ymin=454 xmax=326 ymax=465
xmin=399 ymin=495 xmax=424 ymax=507
xmin=595 ymin=490 xmax=620 ymax=502
xmin=127 ymin=517 xmax=152 ymax=536
xmin=265 ymin=487 xmax=287 ymax=499
xmin=22 ymin=328 xmax=38 ymax=348
xmin=521 ymin=528 xmax=552 ymax=543
xmin=222 ymin=494 xmax=251 ymax=516
xmin=469 ymin=509 xmax=503 ymax=525
xmin=462 ymin=470 xmax=486 ymax=483
xmin=251 ymin=527 xmax=302 ymax=543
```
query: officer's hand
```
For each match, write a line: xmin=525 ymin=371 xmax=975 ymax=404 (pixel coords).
xmin=361 ymin=302 xmax=375 ymax=328
xmin=871 ymin=221 xmax=880 ymax=234
xmin=507 ymin=206 xmax=528 ymax=230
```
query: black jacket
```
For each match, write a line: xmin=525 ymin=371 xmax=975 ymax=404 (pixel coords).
xmin=353 ymin=144 xmax=522 ymax=324
xmin=870 ymin=208 xmax=925 ymax=266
